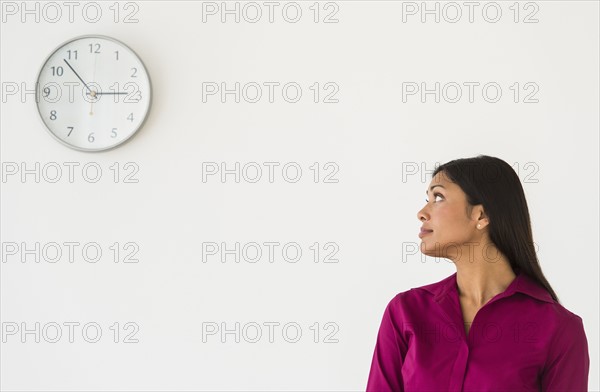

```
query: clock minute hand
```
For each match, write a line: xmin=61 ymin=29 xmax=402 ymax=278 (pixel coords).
xmin=94 ymin=92 xmax=128 ymax=95
xmin=63 ymin=59 xmax=93 ymax=94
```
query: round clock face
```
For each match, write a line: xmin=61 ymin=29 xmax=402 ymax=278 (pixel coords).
xmin=36 ymin=35 xmax=152 ymax=152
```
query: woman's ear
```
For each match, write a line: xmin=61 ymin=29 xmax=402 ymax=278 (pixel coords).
xmin=472 ymin=205 xmax=490 ymax=228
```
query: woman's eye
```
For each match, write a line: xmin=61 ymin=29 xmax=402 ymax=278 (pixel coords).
xmin=426 ymin=194 xmax=443 ymax=203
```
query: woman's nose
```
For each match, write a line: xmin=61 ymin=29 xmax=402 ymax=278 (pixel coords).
xmin=417 ymin=207 xmax=428 ymax=222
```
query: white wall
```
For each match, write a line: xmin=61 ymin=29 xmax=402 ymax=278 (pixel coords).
xmin=1 ymin=1 xmax=598 ymax=390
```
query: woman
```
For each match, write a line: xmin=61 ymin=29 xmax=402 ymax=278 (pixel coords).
xmin=366 ymin=155 xmax=590 ymax=391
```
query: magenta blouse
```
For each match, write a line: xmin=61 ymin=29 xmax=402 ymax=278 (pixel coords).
xmin=367 ymin=271 xmax=590 ymax=391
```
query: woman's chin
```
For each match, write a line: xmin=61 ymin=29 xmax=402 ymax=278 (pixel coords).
xmin=419 ymin=247 xmax=436 ymax=258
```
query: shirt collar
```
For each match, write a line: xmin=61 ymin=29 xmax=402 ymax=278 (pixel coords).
xmin=417 ymin=271 xmax=555 ymax=304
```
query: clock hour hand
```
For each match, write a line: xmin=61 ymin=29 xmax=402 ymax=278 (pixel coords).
xmin=63 ymin=59 xmax=94 ymax=95
xmin=88 ymin=92 xmax=128 ymax=95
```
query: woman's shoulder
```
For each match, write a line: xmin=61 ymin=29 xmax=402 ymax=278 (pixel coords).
xmin=515 ymin=272 xmax=586 ymax=325
xmin=542 ymin=299 xmax=586 ymax=330
xmin=384 ymin=273 xmax=456 ymax=311
xmin=393 ymin=273 xmax=456 ymax=299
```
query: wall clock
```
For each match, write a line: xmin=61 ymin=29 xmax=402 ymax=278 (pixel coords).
xmin=36 ymin=35 xmax=152 ymax=152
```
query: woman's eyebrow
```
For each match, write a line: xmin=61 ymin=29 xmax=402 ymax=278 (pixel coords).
xmin=425 ymin=184 xmax=445 ymax=195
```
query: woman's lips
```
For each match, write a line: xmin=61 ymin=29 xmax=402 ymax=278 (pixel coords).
xmin=418 ymin=229 xmax=433 ymax=238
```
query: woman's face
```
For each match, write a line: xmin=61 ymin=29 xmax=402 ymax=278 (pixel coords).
xmin=417 ymin=171 xmax=483 ymax=260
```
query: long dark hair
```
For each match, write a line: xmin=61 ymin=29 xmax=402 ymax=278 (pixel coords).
xmin=432 ymin=155 xmax=560 ymax=303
